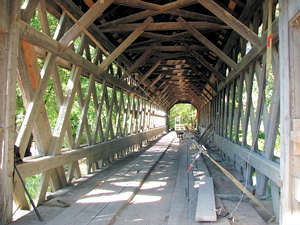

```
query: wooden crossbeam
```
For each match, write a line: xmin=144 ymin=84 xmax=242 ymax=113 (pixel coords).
xmin=51 ymin=66 xmax=81 ymax=154
xmin=38 ymin=0 xmax=51 ymax=36
xmin=168 ymin=8 xmax=221 ymax=23
xmin=146 ymin=74 xmax=164 ymax=91
xmin=57 ymin=0 xmax=114 ymax=49
xmin=198 ymin=0 xmax=262 ymax=49
xmin=97 ymin=17 xmax=153 ymax=76
xmin=114 ymin=0 xmax=161 ymax=10
xmin=177 ymin=17 xmax=237 ymax=69
xmin=140 ymin=60 xmax=161 ymax=83
xmin=94 ymin=82 xmax=106 ymax=142
xmin=190 ymin=50 xmax=225 ymax=80
xmin=18 ymin=21 xmax=148 ymax=100
xmin=15 ymin=54 xmax=56 ymax=157
xmin=142 ymin=31 xmax=179 ymax=39
xmin=99 ymin=0 xmax=196 ymax=28
xmin=16 ymin=127 xmax=166 ymax=178
xmin=76 ymin=75 xmax=92 ymax=145
xmin=99 ymin=21 xmax=229 ymax=32
xmin=75 ymin=75 xmax=94 ymax=146
xmin=218 ymin=19 xmax=279 ymax=90
xmin=127 ymin=45 xmax=206 ymax=53
xmin=126 ymin=47 xmax=153 ymax=75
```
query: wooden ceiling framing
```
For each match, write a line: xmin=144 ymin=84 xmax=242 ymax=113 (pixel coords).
xmin=43 ymin=0 xmax=261 ymax=109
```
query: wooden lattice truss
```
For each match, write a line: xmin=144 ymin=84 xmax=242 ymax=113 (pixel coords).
xmin=0 ymin=0 xmax=289 ymax=224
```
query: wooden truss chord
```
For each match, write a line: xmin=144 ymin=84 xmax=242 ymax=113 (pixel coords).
xmin=99 ymin=0 xmax=197 ymax=29
xmin=140 ymin=60 xmax=161 ymax=83
xmin=197 ymin=0 xmax=262 ymax=49
xmin=97 ymin=17 xmax=153 ymax=76
xmin=18 ymin=21 xmax=148 ymax=102
xmin=177 ymin=17 xmax=237 ymax=70
xmin=99 ymin=21 xmax=229 ymax=33
xmin=114 ymin=0 xmax=161 ymax=11
xmin=190 ymin=49 xmax=225 ymax=80
xmin=57 ymin=0 xmax=114 ymax=49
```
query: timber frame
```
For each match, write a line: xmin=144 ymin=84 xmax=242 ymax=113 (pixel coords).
xmin=0 ymin=0 xmax=299 ymax=225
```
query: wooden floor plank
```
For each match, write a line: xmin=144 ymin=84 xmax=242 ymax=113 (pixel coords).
xmin=195 ymin=177 xmax=217 ymax=222
xmin=167 ymin=143 xmax=189 ymax=225
xmin=194 ymin=155 xmax=217 ymax=222
xmin=45 ymin=133 xmax=174 ymax=225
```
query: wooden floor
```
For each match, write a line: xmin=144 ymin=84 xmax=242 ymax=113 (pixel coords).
xmin=11 ymin=132 xmax=275 ymax=225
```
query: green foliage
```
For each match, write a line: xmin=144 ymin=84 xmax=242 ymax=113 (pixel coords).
xmin=25 ymin=174 xmax=42 ymax=199
xmin=30 ymin=11 xmax=41 ymax=31
xmin=16 ymin=84 xmax=25 ymax=132
xmin=47 ymin=12 xmax=58 ymax=37
xmin=169 ymin=104 xmax=197 ymax=130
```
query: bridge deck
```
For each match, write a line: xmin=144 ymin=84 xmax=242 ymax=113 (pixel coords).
xmin=11 ymin=132 xmax=274 ymax=225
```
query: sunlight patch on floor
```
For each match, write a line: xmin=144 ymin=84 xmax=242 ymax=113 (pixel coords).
xmin=130 ymin=194 xmax=162 ymax=204
xmin=78 ymin=191 xmax=133 ymax=204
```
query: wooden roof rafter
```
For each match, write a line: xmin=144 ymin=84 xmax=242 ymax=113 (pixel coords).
xmin=48 ymin=0 xmax=257 ymax=108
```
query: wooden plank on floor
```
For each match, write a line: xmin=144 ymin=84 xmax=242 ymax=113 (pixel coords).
xmin=195 ymin=177 xmax=217 ymax=222
xmin=189 ymin=151 xmax=230 ymax=225
xmin=167 ymin=143 xmax=189 ymax=225
xmin=194 ymin=155 xmax=217 ymax=222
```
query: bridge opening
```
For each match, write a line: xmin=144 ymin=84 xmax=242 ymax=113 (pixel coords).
xmin=169 ymin=103 xmax=197 ymax=131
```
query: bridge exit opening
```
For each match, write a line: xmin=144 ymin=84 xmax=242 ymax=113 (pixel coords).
xmin=169 ymin=103 xmax=197 ymax=131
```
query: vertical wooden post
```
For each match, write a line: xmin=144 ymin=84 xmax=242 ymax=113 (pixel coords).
xmin=0 ymin=0 xmax=20 ymax=224
xmin=279 ymin=1 xmax=300 ymax=224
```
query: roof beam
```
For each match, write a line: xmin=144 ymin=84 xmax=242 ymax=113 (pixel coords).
xmin=99 ymin=0 xmax=197 ymax=28
xmin=97 ymin=17 xmax=153 ymax=75
xmin=197 ymin=0 xmax=262 ymax=49
xmin=146 ymin=74 xmax=165 ymax=91
xmin=177 ymin=17 xmax=237 ymax=70
xmin=140 ymin=60 xmax=161 ymax=83
xmin=190 ymin=49 xmax=225 ymax=80
xmin=184 ymin=57 xmax=218 ymax=94
xmin=168 ymin=9 xmax=221 ymax=23
xmin=126 ymin=46 xmax=153 ymax=76
xmin=114 ymin=0 xmax=161 ymax=10
xmin=99 ymin=21 xmax=229 ymax=32
xmin=57 ymin=0 xmax=114 ymax=49
xmin=127 ymin=45 xmax=206 ymax=53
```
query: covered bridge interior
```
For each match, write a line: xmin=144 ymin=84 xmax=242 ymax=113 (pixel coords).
xmin=0 ymin=0 xmax=299 ymax=224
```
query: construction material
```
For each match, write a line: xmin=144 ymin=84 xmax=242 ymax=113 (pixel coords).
xmin=195 ymin=177 xmax=217 ymax=222
xmin=194 ymin=155 xmax=217 ymax=222
xmin=189 ymin=138 xmax=275 ymax=223
xmin=205 ymin=152 xmax=275 ymax=222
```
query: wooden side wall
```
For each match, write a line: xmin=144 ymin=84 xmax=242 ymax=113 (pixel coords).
xmin=198 ymin=0 xmax=282 ymax=221
xmin=0 ymin=1 xmax=167 ymax=223
xmin=279 ymin=1 xmax=300 ymax=224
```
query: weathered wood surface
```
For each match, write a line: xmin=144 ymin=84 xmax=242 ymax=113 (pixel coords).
xmin=194 ymin=155 xmax=217 ymax=222
xmin=99 ymin=21 xmax=229 ymax=32
xmin=195 ymin=177 xmax=217 ymax=222
xmin=279 ymin=1 xmax=300 ymax=224
xmin=17 ymin=127 xmax=166 ymax=178
xmin=177 ymin=17 xmax=237 ymax=69
xmin=214 ymin=135 xmax=280 ymax=187
xmin=0 ymin=1 xmax=20 ymax=223
xmin=41 ymin=133 xmax=174 ymax=225
xmin=197 ymin=0 xmax=261 ymax=48
xmin=58 ymin=0 xmax=114 ymax=49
